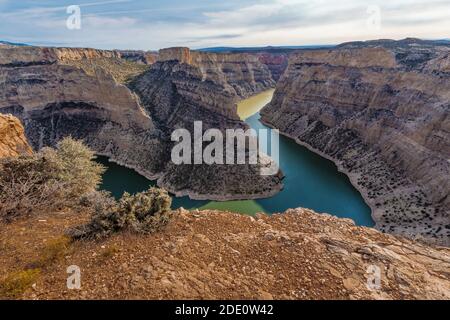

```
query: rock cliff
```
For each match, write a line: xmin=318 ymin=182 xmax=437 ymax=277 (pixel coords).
xmin=0 ymin=114 xmax=32 ymax=158
xmin=130 ymin=49 xmax=283 ymax=200
xmin=261 ymin=39 xmax=450 ymax=245
xmin=257 ymin=52 xmax=289 ymax=81
xmin=115 ymin=50 xmax=158 ymax=65
xmin=158 ymin=47 xmax=276 ymax=98
xmin=0 ymin=45 xmax=166 ymax=180
xmin=0 ymin=45 xmax=282 ymax=201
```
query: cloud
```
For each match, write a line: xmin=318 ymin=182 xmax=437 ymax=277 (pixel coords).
xmin=0 ymin=0 xmax=448 ymax=49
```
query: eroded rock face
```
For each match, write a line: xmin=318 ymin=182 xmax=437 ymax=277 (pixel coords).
xmin=0 ymin=45 xmax=282 ymax=200
xmin=0 ymin=45 xmax=166 ymax=179
xmin=115 ymin=50 xmax=158 ymax=65
xmin=257 ymin=52 xmax=289 ymax=81
xmin=158 ymin=47 xmax=276 ymax=98
xmin=0 ymin=114 xmax=32 ymax=158
xmin=261 ymin=39 xmax=450 ymax=245
xmin=130 ymin=56 xmax=283 ymax=200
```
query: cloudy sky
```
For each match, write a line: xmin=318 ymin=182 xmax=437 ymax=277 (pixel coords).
xmin=0 ymin=0 xmax=448 ymax=50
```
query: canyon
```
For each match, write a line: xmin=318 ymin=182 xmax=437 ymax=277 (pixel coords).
xmin=0 ymin=39 xmax=449 ymax=246
xmin=261 ymin=39 xmax=450 ymax=245
xmin=0 ymin=38 xmax=449 ymax=299
xmin=0 ymin=45 xmax=282 ymax=201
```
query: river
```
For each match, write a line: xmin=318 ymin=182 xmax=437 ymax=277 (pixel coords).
xmin=97 ymin=89 xmax=374 ymax=226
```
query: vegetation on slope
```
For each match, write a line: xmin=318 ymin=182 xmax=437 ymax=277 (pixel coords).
xmin=0 ymin=137 xmax=105 ymax=222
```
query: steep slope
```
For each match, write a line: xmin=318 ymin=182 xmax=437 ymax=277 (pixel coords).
xmin=1 ymin=207 xmax=449 ymax=300
xmin=261 ymin=40 xmax=450 ymax=245
xmin=0 ymin=46 xmax=166 ymax=178
xmin=0 ymin=114 xmax=32 ymax=158
xmin=131 ymin=48 xmax=283 ymax=200
xmin=0 ymin=45 xmax=283 ymax=201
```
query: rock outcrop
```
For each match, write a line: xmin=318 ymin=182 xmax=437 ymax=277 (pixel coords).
xmin=0 ymin=114 xmax=32 ymax=158
xmin=1 ymin=207 xmax=449 ymax=300
xmin=257 ymin=52 xmax=289 ymax=81
xmin=261 ymin=39 xmax=450 ymax=245
xmin=158 ymin=47 xmax=276 ymax=98
xmin=115 ymin=50 xmax=158 ymax=65
xmin=0 ymin=45 xmax=282 ymax=201
xmin=0 ymin=45 xmax=167 ymax=179
xmin=130 ymin=49 xmax=283 ymax=200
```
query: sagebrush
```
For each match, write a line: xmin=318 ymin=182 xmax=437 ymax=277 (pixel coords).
xmin=69 ymin=187 xmax=173 ymax=240
xmin=0 ymin=137 xmax=105 ymax=222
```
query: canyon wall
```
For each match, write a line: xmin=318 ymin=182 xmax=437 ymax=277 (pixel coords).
xmin=257 ymin=52 xmax=289 ymax=81
xmin=0 ymin=45 xmax=282 ymax=201
xmin=158 ymin=47 xmax=276 ymax=98
xmin=116 ymin=50 xmax=158 ymax=65
xmin=261 ymin=39 xmax=450 ymax=245
xmin=0 ymin=46 xmax=167 ymax=178
xmin=0 ymin=114 xmax=32 ymax=158
xmin=130 ymin=48 xmax=283 ymax=199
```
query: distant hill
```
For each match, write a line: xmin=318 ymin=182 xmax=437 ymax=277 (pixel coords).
xmin=197 ymin=45 xmax=335 ymax=53
xmin=0 ymin=40 xmax=29 ymax=47
xmin=338 ymin=38 xmax=450 ymax=49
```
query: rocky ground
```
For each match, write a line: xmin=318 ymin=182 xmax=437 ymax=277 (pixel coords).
xmin=1 ymin=208 xmax=449 ymax=300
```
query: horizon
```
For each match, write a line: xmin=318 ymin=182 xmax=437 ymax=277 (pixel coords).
xmin=1 ymin=37 xmax=449 ymax=52
xmin=0 ymin=0 xmax=449 ymax=50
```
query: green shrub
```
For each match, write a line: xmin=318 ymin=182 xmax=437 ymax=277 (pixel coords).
xmin=69 ymin=187 xmax=172 ymax=240
xmin=0 ymin=137 xmax=105 ymax=222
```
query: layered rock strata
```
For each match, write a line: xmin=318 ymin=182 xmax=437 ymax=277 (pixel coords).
xmin=0 ymin=45 xmax=282 ymax=200
xmin=257 ymin=52 xmax=289 ymax=81
xmin=261 ymin=39 xmax=450 ymax=245
xmin=158 ymin=47 xmax=276 ymax=98
xmin=0 ymin=46 xmax=166 ymax=177
xmin=131 ymin=48 xmax=283 ymax=199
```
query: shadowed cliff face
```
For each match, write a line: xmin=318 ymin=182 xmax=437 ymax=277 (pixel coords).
xmin=257 ymin=53 xmax=289 ymax=81
xmin=130 ymin=50 xmax=283 ymax=200
xmin=158 ymin=47 xmax=276 ymax=98
xmin=0 ymin=45 xmax=283 ymax=201
xmin=261 ymin=40 xmax=450 ymax=245
xmin=0 ymin=46 xmax=167 ymax=178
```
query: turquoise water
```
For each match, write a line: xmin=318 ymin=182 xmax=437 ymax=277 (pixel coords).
xmin=97 ymin=91 xmax=374 ymax=226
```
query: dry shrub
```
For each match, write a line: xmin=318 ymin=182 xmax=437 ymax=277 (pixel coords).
xmin=0 ymin=269 xmax=40 ymax=299
xmin=27 ymin=236 xmax=72 ymax=269
xmin=99 ymin=245 xmax=121 ymax=262
xmin=0 ymin=137 xmax=105 ymax=222
xmin=69 ymin=187 xmax=172 ymax=240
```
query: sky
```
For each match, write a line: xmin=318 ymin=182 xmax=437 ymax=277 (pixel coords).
xmin=0 ymin=0 xmax=449 ymax=50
